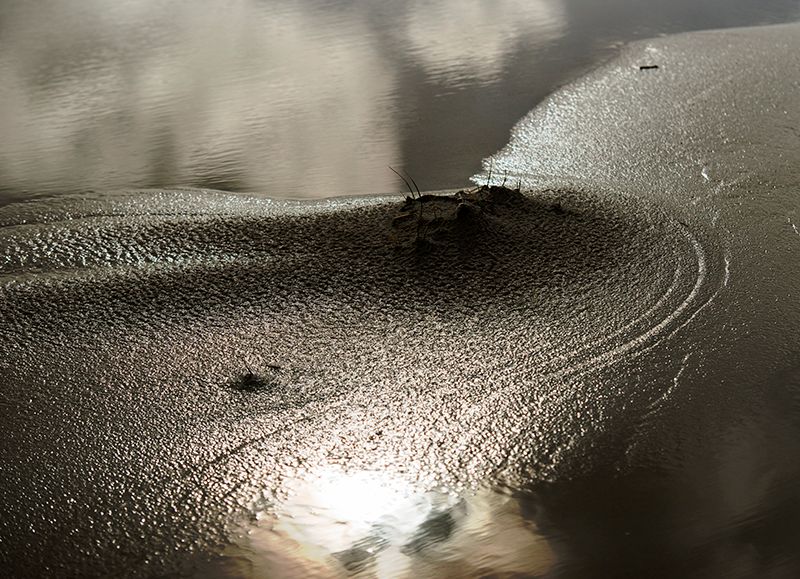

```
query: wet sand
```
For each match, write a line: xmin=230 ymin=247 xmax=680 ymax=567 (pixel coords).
xmin=3 ymin=22 xmax=800 ymax=578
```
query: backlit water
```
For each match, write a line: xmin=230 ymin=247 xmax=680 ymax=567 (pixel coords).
xmin=1 ymin=0 xmax=799 ymax=202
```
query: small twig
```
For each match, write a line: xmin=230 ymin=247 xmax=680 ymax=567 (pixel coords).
xmin=404 ymin=169 xmax=421 ymax=197
xmin=487 ymin=159 xmax=494 ymax=187
xmin=416 ymin=201 xmax=424 ymax=242
xmin=389 ymin=166 xmax=416 ymax=199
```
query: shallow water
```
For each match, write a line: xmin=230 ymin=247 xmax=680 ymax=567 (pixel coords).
xmin=1 ymin=0 xmax=799 ymax=202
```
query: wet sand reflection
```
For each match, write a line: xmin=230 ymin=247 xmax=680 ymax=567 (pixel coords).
xmin=216 ymin=474 xmax=554 ymax=578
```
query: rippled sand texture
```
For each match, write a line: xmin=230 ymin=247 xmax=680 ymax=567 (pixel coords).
xmin=3 ymin=22 xmax=800 ymax=578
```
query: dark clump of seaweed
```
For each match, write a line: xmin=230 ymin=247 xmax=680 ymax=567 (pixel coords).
xmin=390 ymin=175 xmax=527 ymax=253
xmin=231 ymin=361 xmax=281 ymax=392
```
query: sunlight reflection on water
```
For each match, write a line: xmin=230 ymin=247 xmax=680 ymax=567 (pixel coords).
xmin=219 ymin=468 xmax=554 ymax=578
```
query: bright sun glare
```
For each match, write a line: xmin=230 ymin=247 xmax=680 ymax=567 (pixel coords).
xmin=243 ymin=467 xmax=554 ymax=577
xmin=276 ymin=468 xmax=439 ymax=553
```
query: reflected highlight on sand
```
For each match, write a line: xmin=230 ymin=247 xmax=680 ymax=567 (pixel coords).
xmin=219 ymin=468 xmax=554 ymax=578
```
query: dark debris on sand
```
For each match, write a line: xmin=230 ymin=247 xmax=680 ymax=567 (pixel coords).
xmin=390 ymin=184 xmax=566 ymax=253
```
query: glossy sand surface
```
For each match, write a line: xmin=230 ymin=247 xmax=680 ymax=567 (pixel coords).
xmin=3 ymin=23 xmax=800 ymax=578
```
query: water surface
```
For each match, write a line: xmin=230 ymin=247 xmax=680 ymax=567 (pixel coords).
xmin=1 ymin=0 xmax=799 ymax=202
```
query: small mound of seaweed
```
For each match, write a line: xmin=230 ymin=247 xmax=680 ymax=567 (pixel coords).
xmin=391 ymin=184 xmax=561 ymax=252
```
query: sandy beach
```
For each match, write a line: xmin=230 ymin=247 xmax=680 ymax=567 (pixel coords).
xmin=3 ymin=22 xmax=800 ymax=578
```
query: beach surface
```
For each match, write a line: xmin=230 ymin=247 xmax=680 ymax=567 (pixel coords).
xmin=3 ymin=22 xmax=800 ymax=578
